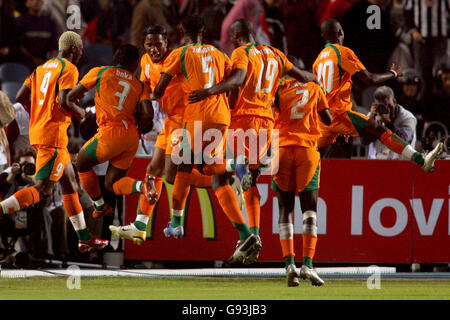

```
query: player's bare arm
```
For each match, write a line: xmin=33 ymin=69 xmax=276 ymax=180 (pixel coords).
xmin=15 ymin=85 xmax=31 ymax=108
xmin=188 ymin=68 xmax=246 ymax=103
xmin=353 ymin=63 xmax=403 ymax=86
xmin=286 ymin=66 xmax=318 ymax=85
xmin=135 ymin=99 xmax=154 ymax=134
xmin=65 ymin=84 xmax=88 ymax=120
xmin=318 ymin=109 xmax=332 ymax=126
xmin=151 ymin=73 xmax=172 ymax=100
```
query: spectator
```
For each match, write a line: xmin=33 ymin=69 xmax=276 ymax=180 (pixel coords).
xmin=403 ymin=0 xmax=449 ymax=94
xmin=5 ymin=102 xmax=31 ymax=162
xmin=0 ymin=147 xmax=51 ymax=259
xmin=264 ymin=0 xmax=287 ymax=53
xmin=0 ymin=0 xmax=21 ymax=64
xmin=395 ymin=68 xmax=425 ymax=136
xmin=15 ymin=0 xmax=59 ymax=69
xmin=280 ymin=0 xmax=322 ymax=69
xmin=363 ymin=86 xmax=418 ymax=159
xmin=202 ymin=0 xmax=233 ymax=47
xmin=0 ymin=90 xmax=16 ymax=171
xmin=220 ymin=0 xmax=271 ymax=56
xmin=130 ymin=0 xmax=169 ymax=55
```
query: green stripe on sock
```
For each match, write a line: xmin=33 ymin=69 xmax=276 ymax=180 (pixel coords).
xmin=77 ymin=229 xmax=91 ymax=242
xmin=285 ymin=257 xmax=295 ymax=269
xmin=132 ymin=180 xmax=141 ymax=194
xmin=412 ymin=152 xmax=424 ymax=166
xmin=134 ymin=220 xmax=147 ymax=232
xmin=302 ymin=257 xmax=313 ymax=269
xmin=392 ymin=133 xmax=408 ymax=147
xmin=250 ymin=226 xmax=259 ymax=236
xmin=234 ymin=222 xmax=251 ymax=241
xmin=171 ymin=216 xmax=182 ymax=228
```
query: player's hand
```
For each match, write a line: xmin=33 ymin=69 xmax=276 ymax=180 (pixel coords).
xmin=390 ymin=64 xmax=403 ymax=78
xmin=188 ymin=89 xmax=210 ymax=104
xmin=74 ymin=107 xmax=86 ymax=121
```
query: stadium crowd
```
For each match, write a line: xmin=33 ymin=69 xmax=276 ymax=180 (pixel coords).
xmin=0 ymin=0 xmax=448 ymax=272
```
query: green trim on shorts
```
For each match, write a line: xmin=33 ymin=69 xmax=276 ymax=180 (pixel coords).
xmin=346 ymin=111 xmax=367 ymax=137
xmin=84 ymin=138 xmax=99 ymax=163
xmin=303 ymin=162 xmax=320 ymax=192
xmin=271 ymin=177 xmax=283 ymax=192
xmin=35 ymin=149 xmax=58 ymax=180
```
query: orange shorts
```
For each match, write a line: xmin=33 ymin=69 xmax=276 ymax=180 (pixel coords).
xmin=271 ymin=146 xmax=320 ymax=193
xmin=228 ymin=116 xmax=274 ymax=169
xmin=318 ymin=110 xmax=370 ymax=148
xmin=34 ymin=145 xmax=71 ymax=182
xmin=82 ymin=123 xmax=139 ymax=170
xmin=155 ymin=114 xmax=184 ymax=156
xmin=179 ymin=121 xmax=228 ymax=164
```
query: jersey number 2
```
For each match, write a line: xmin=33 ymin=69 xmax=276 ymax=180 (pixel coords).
xmin=290 ymin=89 xmax=309 ymax=119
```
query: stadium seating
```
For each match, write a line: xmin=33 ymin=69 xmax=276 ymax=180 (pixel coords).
xmin=79 ymin=44 xmax=114 ymax=77
xmin=1 ymin=81 xmax=22 ymax=103
xmin=0 ymin=62 xmax=31 ymax=83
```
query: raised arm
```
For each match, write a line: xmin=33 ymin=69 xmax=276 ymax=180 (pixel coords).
xmin=286 ymin=66 xmax=318 ymax=84
xmin=353 ymin=64 xmax=403 ymax=86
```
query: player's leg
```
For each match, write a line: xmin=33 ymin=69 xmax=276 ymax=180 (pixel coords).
xmin=295 ymin=147 xmax=324 ymax=286
xmin=59 ymin=160 xmax=108 ymax=252
xmin=348 ymin=110 xmax=443 ymax=172
xmin=211 ymin=172 xmax=261 ymax=264
xmin=76 ymin=138 xmax=112 ymax=218
xmin=276 ymin=189 xmax=298 ymax=287
xmin=271 ymin=146 xmax=299 ymax=286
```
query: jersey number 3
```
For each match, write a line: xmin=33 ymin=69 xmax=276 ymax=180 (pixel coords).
xmin=114 ymin=80 xmax=130 ymax=111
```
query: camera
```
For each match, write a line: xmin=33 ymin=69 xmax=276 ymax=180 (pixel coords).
xmin=20 ymin=161 xmax=36 ymax=176
xmin=374 ymin=103 xmax=391 ymax=115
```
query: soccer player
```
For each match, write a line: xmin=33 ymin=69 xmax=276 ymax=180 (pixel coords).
xmin=272 ymin=70 xmax=332 ymax=287
xmin=151 ymin=15 xmax=261 ymax=263
xmin=188 ymin=18 xmax=318 ymax=263
xmin=313 ymin=19 xmax=443 ymax=169
xmin=1 ymin=31 xmax=108 ymax=253
xmin=66 ymin=44 xmax=154 ymax=245
xmin=109 ymin=25 xmax=213 ymax=243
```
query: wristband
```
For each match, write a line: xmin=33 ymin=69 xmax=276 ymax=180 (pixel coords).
xmin=389 ymin=70 xmax=398 ymax=79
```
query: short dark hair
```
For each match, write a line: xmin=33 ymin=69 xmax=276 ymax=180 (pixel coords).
xmin=14 ymin=147 xmax=36 ymax=163
xmin=112 ymin=44 xmax=140 ymax=69
xmin=144 ymin=24 xmax=167 ymax=38
xmin=181 ymin=14 xmax=204 ymax=38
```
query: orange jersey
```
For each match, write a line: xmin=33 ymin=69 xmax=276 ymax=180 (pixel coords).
xmin=312 ymin=43 xmax=365 ymax=116
xmin=140 ymin=52 xmax=185 ymax=116
xmin=80 ymin=66 xmax=150 ymax=127
xmin=24 ymin=57 xmax=78 ymax=148
xmin=274 ymin=78 xmax=329 ymax=148
xmin=231 ymin=43 xmax=293 ymax=121
xmin=163 ymin=42 xmax=232 ymax=125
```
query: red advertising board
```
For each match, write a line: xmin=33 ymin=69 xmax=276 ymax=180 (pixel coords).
xmin=123 ymin=158 xmax=450 ymax=263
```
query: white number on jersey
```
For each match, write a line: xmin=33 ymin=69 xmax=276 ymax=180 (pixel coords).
xmin=316 ymin=60 xmax=334 ymax=94
xmin=202 ymin=55 xmax=215 ymax=89
xmin=255 ymin=58 xmax=278 ymax=94
xmin=290 ymin=89 xmax=309 ymax=119
xmin=114 ymin=80 xmax=130 ymax=111
xmin=39 ymin=71 xmax=52 ymax=105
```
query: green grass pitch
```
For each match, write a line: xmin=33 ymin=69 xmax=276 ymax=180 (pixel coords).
xmin=1 ymin=277 xmax=449 ymax=300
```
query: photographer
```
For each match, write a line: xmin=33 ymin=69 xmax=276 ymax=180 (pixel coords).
xmin=363 ymin=86 xmax=417 ymax=160
xmin=0 ymin=147 xmax=52 ymax=260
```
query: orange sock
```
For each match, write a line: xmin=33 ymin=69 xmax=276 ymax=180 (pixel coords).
xmin=62 ymin=193 xmax=83 ymax=217
xmin=172 ymin=172 xmax=191 ymax=211
xmin=380 ymin=129 xmax=408 ymax=155
xmin=244 ymin=186 xmax=260 ymax=235
xmin=112 ymin=177 xmax=142 ymax=195
xmin=215 ymin=185 xmax=246 ymax=225
xmin=1 ymin=186 xmax=40 ymax=214
xmin=215 ymin=185 xmax=251 ymax=240
xmin=78 ymin=170 xmax=102 ymax=200
xmin=280 ymin=239 xmax=295 ymax=258
xmin=138 ymin=175 xmax=163 ymax=217
xmin=189 ymin=168 xmax=211 ymax=188
xmin=302 ymin=234 xmax=318 ymax=259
